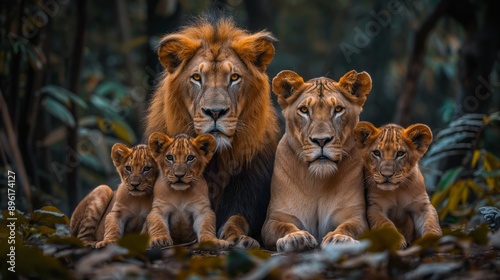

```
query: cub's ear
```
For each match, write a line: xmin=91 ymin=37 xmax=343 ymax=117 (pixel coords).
xmin=111 ymin=143 xmax=132 ymax=167
xmin=157 ymin=34 xmax=201 ymax=73
xmin=193 ymin=134 xmax=216 ymax=161
xmin=404 ymin=124 xmax=433 ymax=156
xmin=148 ymin=132 xmax=173 ymax=158
xmin=272 ymin=70 xmax=305 ymax=108
xmin=232 ymin=31 xmax=277 ymax=72
xmin=338 ymin=70 xmax=372 ymax=106
xmin=354 ymin=121 xmax=379 ymax=150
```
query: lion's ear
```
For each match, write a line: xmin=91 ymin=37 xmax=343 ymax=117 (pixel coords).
xmin=193 ymin=134 xmax=216 ymax=161
xmin=157 ymin=35 xmax=201 ymax=73
xmin=272 ymin=70 xmax=305 ymax=108
xmin=404 ymin=124 xmax=433 ymax=156
xmin=148 ymin=132 xmax=173 ymax=158
xmin=111 ymin=143 xmax=132 ymax=167
xmin=338 ymin=70 xmax=372 ymax=106
xmin=232 ymin=32 xmax=276 ymax=72
xmin=354 ymin=121 xmax=379 ymax=150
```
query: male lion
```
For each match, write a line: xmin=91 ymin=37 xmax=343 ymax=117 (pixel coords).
xmin=262 ymin=70 xmax=371 ymax=252
xmin=145 ymin=17 xmax=279 ymax=248
xmin=354 ymin=122 xmax=442 ymax=249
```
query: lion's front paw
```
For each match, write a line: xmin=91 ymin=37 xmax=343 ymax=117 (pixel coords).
xmin=277 ymin=230 xmax=318 ymax=252
xmin=149 ymin=235 xmax=173 ymax=248
xmin=199 ymin=237 xmax=231 ymax=250
xmin=321 ymin=233 xmax=358 ymax=248
xmin=94 ymin=239 xmax=115 ymax=248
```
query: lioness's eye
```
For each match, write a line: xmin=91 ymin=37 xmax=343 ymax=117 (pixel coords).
xmin=143 ymin=166 xmax=151 ymax=172
xmin=230 ymin=74 xmax=240 ymax=82
xmin=298 ymin=106 xmax=309 ymax=114
xmin=125 ymin=166 xmax=132 ymax=172
xmin=187 ymin=155 xmax=195 ymax=162
xmin=372 ymin=150 xmax=381 ymax=157
xmin=396 ymin=151 xmax=406 ymax=158
xmin=191 ymin=73 xmax=201 ymax=82
xmin=334 ymin=106 xmax=344 ymax=113
xmin=166 ymin=155 xmax=174 ymax=161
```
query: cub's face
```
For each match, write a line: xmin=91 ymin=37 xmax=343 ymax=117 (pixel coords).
xmin=111 ymin=144 xmax=158 ymax=196
xmin=148 ymin=133 xmax=216 ymax=191
xmin=354 ymin=122 xmax=433 ymax=191
xmin=272 ymin=70 xmax=372 ymax=178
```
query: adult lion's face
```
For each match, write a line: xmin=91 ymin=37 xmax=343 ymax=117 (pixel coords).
xmin=354 ymin=122 xmax=433 ymax=191
xmin=273 ymin=70 xmax=372 ymax=177
xmin=156 ymin=19 xmax=276 ymax=151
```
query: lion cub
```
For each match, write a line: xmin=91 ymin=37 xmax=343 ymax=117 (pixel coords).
xmin=71 ymin=144 xmax=158 ymax=247
xmin=146 ymin=132 xmax=229 ymax=249
xmin=354 ymin=122 xmax=442 ymax=248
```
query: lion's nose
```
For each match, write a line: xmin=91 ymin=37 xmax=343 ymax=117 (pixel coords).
xmin=174 ymin=172 xmax=186 ymax=179
xmin=202 ymin=108 xmax=229 ymax=121
xmin=310 ymin=137 xmax=333 ymax=147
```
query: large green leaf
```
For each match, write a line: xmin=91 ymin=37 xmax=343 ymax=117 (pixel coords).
xmin=30 ymin=206 xmax=70 ymax=228
xmin=39 ymin=85 xmax=87 ymax=109
xmin=44 ymin=98 xmax=76 ymax=128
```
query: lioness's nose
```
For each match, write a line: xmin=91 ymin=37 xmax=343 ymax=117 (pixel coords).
xmin=310 ymin=137 xmax=333 ymax=147
xmin=202 ymin=108 xmax=229 ymax=121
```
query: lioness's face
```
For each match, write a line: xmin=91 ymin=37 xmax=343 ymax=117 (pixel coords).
xmin=273 ymin=70 xmax=372 ymax=178
xmin=354 ymin=122 xmax=433 ymax=191
xmin=148 ymin=132 xmax=216 ymax=191
xmin=112 ymin=144 xmax=157 ymax=196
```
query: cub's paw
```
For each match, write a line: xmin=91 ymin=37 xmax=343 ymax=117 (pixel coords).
xmin=397 ymin=235 xmax=408 ymax=250
xmin=321 ymin=233 xmax=358 ymax=248
xmin=224 ymin=235 xmax=260 ymax=249
xmin=149 ymin=235 xmax=173 ymax=248
xmin=198 ymin=237 xmax=231 ymax=250
xmin=277 ymin=230 xmax=318 ymax=252
xmin=94 ymin=240 xmax=116 ymax=248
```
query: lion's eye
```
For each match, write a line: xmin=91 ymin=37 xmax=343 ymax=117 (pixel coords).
xmin=298 ymin=106 xmax=309 ymax=114
xmin=187 ymin=155 xmax=195 ymax=162
xmin=372 ymin=150 xmax=381 ymax=157
xmin=396 ymin=151 xmax=406 ymax=158
xmin=230 ymin=74 xmax=240 ymax=82
xmin=166 ymin=155 xmax=174 ymax=161
xmin=334 ymin=106 xmax=344 ymax=113
xmin=143 ymin=166 xmax=151 ymax=173
xmin=125 ymin=166 xmax=132 ymax=172
xmin=191 ymin=73 xmax=201 ymax=82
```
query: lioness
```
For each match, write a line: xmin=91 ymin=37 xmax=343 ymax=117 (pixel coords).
xmin=262 ymin=70 xmax=371 ymax=252
xmin=145 ymin=17 xmax=279 ymax=248
xmin=354 ymin=122 xmax=442 ymax=248
xmin=146 ymin=132 xmax=229 ymax=250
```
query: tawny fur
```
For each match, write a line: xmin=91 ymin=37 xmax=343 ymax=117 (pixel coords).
xmin=354 ymin=122 xmax=442 ymax=249
xmin=144 ymin=17 xmax=279 ymax=248
xmin=146 ymin=133 xmax=229 ymax=250
xmin=262 ymin=70 xmax=371 ymax=252
xmin=71 ymin=144 xmax=157 ymax=247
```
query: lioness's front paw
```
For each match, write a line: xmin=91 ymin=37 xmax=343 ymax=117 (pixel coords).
xmin=277 ymin=230 xmax=318 ymax=252
xmin=149 ymin=235 xmax=173 ymax=248
xmin=321 ymin=233 xmax=358 ymax=248
xmin=95 ymin=240 xmax=115 ymax=248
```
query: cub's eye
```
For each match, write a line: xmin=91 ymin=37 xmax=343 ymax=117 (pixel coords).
xmin=125 ymin=166 xmax=132 ymax=172
xmin=143 ymin=166 xmax=151 ymax=172
xmin=230 ymin=74 xmax=240 ymax=82
xmin=396 ymin=151 xmax=406 ymax=158
xmin=372 ymin=150 xmax=381 ymax=157
xmin=191 ymin=73 xmax=201 ymax=82
xmin=298 ymin=106 xmax=309 ymax=114
xmin=166 ymin=155 xmax=174 ymax=161
xmin=334 ymin=106 xmax=344 ymax=113
xmin=187 ymin=155 xmax=195 ymax=162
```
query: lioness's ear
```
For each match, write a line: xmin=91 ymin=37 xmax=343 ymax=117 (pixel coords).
xmin=193 ymin=134 xmax=216 ymax=161
xmin=272 ymin=70 xmax=305 ymax=108
xmin=404 ymin=124 xmax=433 ymax=156
xmin=232 ymin=32 xmax=277 ymax=72
xmin=148 ymin=132 xmax=173 ymax=158
xmin=354 ymin=121 xmax=379 ymax=150
xmin=338 ymin=70 xmax=372 ymax=106
xmin=111 ymin=143 xmax=132 ymax=167
xmin=157 ymin=34 xmax=201 ymax=73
